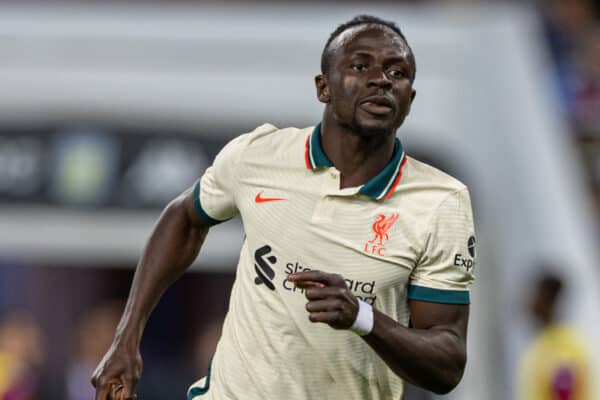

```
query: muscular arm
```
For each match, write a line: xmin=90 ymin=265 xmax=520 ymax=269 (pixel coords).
xmin=115 ymin=186 xmax=209 ymax=346
xmin=288 ymin=271 xmax=468 ymax=395
xmin=364 ymin=301 xmax=468 ymax=394
xmin=92 ymin=185 xmax=211 ymax=400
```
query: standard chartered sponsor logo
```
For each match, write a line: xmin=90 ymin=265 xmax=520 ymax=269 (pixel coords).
xmin=282 ymin=262 xmax=378 ymax=305
xmin=254 ymin=245 xmax=277 ymax=290
xmin=253 ymin=245 xmax=379 ymax=304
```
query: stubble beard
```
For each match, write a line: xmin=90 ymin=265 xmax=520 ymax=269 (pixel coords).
xmin=350 ymin=112 xmax=398 ymax=147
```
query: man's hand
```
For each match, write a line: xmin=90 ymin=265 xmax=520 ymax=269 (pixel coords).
xmin=91 ymin=340 xmax=142 ymax=400
xmin=90 ymin=187 xmax=209 ymax=399
xmin=288 ymin=270 xmax=358 ymax=330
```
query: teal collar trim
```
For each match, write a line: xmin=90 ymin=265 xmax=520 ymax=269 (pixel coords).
xmin=305 ymin=122 xmax=407 ymax=201
xmin=306 ymin=123 xmax=334 ymax=169
xmin=359 ymin=139 xmax=406 ymax=200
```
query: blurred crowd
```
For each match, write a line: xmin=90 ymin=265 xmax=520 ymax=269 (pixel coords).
xmin=540 ymin=0 xmax=600 ymax=210
xmin=0 ymin=266 xmax=231 ymax=400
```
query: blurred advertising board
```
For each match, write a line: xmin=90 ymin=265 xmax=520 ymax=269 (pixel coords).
xmin=0 ymin=125 xmax=223 ymax=209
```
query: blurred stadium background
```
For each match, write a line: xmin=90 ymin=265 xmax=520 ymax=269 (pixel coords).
xmin=0 ymin=1 xmax=599 ymax=399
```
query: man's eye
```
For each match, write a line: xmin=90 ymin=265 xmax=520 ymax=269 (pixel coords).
xmin=352 ymin=64 xmax=367 ymax=72
xmin=388 ymin=69 xmax=406 ymax=78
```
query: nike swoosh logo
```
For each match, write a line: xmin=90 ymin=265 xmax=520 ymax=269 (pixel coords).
xmin=255 ymin=191 xmax=287 ymax=203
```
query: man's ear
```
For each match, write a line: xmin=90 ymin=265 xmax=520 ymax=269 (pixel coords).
xmin=406 ymin=88 xmax=416 ymax=114
xmin=315 ymin=74 xmax=330 ymax=103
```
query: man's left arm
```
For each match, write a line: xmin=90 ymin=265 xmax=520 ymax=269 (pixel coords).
xmin=288 ymin=187 xmax=475 ymax=394
xmin=366 ymin=299 xmax=468 ymax=394
xmin=288 ymin=272 xmax=468 ymax=395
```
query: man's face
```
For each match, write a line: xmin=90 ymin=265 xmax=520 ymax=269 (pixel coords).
xmin=317 ymin=25 xmax=416 ymax=136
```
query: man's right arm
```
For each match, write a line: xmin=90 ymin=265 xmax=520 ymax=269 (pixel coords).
xmin=92 ymin=184 xmax=211 ymax=400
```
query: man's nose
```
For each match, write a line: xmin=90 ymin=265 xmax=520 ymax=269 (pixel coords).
xmin=367 ymin=67 xmax=392 ymax=89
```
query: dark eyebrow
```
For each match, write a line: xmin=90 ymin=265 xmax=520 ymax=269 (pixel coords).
xmin=386 ymin=56 xmax=409 ymax=65
xmin=349 ymin=51 xmax=375 ymax=59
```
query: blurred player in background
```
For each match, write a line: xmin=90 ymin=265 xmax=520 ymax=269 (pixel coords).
xmin=0 ymin=311 xmax=45 ymax=400
xmin=92 ymin=15 xmax=476 ymax=400
xmin=518 ymin=272 xmax=592 ymax=400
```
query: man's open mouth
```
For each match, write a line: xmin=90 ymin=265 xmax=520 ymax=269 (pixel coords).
xmin=360 ymin=96 xmax=394 ymax=115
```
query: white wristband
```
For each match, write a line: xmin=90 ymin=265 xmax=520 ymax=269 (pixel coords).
xmin=350 ymin=299 xmax=374 ymax=336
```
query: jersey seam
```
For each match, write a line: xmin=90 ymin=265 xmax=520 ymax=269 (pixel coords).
xmin=415 ymin=187 xmax=468 ymax=265
xmin=230 ymin=133 xmax=252 ymax=209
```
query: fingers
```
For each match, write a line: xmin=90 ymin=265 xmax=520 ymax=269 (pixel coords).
xmin=94 ymin=377 xmax=137 ymax=400
xmin=120 ymin=383 xmax=138 ymax=400
xmin=304 ymin=286 xmax=347 ymax=300
xmin=308 ymin=311 xmax=340 ymax=324
xmin=305 ymin=299 xmax=342 ymax=313
xmin=117 ymin=372 xmax=139 ymax=400
xmin=112 ymin=383 xmax=123 ymax=400
xmin=289 ymin=271 xmax=349 ymax=328
xmin=95 ymin=383 xmax=112 ymax=400
xmin=304 ymin=288 xmax=359 ymax=329
xmin=290 ymin=271 xmax=359 ymax=330
xmin=91 ymin=347 xmax=142 ymax=400
xmin=292 ymin=280 xmax=325 ymax=289
xmin=288 ymin=270 xmax=345 ymax=287
xmin=305 ymin=296 xmax=357 ymax=325
xmin=95 ymin=378 xmax=121 ymax=400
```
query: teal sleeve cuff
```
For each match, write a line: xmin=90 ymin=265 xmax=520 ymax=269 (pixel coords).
xmin=407 ymin=285 xmax=470 ymax=305
xmin=193 ymin=180 xmax=225 ymax=226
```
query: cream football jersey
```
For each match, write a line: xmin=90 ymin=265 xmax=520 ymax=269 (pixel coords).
xmin=188 ymin=123 xmax=476 ymax=400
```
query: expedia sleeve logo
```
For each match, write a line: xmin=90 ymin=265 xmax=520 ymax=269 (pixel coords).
xmin=468 ymin=236 xmax=476 ymax=258
xmin=254 ymin=245 xmax=277 ymax=290
xmin=453 ymin=236 xmax=476 ymax=272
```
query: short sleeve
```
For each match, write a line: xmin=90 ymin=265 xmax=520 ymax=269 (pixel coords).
xmin=193 ymin=134 xmax=248 ymax=225
xmin=408 ymin=188 xmax=476 ymax=304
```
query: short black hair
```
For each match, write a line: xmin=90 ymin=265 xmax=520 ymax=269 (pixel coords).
xmin=320 ymin=15 xmax=416 ymax=81
xmin=537 ymin=273 xmax=564 ymax=303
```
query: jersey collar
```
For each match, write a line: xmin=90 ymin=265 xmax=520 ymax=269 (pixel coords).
xmin=304 ymin=123 xmax=408 ymax=201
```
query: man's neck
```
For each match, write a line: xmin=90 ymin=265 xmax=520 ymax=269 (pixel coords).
xmin=320 ymin=116 xmax=396 ymax=189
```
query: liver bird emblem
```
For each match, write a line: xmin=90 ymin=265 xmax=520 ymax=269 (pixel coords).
xmin=368 ymin=213 xmax=399 ymax=245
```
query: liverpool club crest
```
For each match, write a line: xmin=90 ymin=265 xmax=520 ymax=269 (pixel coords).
xmin=364 ymin=213 xmax=399 ymax=256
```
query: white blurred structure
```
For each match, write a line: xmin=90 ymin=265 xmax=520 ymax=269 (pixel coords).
xmin=0 ymin=3 xmax=598 ymax=400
